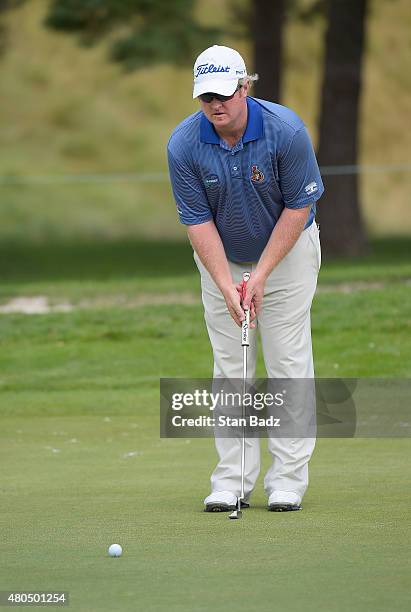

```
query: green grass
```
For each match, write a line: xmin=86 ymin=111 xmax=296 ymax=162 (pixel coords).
xmin=0 ymin=236 xmax=410 ymax=301
xmin=1 ymin=239 xmax=410 ymax=610
xmin=2 ymin=425 xmax=410 ymax=612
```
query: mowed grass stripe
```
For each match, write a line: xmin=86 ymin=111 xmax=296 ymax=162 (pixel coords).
xmin=0 ymin=285 xmax=410 ymax=400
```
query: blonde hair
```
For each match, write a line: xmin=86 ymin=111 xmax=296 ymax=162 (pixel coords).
xmin=238 ymin=74 xmax=259 ymax=88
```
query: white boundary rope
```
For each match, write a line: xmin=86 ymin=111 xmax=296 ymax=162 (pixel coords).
xmin=0 ymin=164 xmax=410 ymax=185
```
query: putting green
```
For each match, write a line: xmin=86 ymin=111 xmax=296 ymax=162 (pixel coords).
xmin=1 ymin=413 xmax=410 ymax=611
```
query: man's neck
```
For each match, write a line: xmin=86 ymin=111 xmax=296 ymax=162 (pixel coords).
xmin=215 ymin=104 xmax=248 ymax=148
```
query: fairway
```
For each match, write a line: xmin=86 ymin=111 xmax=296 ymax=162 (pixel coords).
xmin=1 ymin=240 xmax=410 ymax=611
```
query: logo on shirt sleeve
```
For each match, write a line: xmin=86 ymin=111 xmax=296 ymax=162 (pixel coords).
xmin=304 ymin=181 xmax=318 ymax=195
xmin=250 ymin=164 xmax=265 ymax=183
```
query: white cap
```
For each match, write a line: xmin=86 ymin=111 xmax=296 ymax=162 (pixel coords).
xmin=193 ymin=45 xmax=247 ymax=99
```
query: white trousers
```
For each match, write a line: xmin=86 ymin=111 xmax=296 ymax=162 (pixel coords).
xmin=194 ymin=221 xmax=321 ymax=502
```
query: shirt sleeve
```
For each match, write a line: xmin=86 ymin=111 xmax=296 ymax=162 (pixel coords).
xmin=167 ymin=149 xmax=213 ymax=225
xmin=278 ymin=127 xmax=324 ymax=209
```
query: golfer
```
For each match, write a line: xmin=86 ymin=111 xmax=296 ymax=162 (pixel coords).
xmin=167 ymin=45 xmax=323 ymax=512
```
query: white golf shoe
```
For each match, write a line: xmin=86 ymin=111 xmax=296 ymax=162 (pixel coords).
xmin=204 ymin=491 xmax=249 ymax=513
xmin=268 ymin=491 xmax=302 ymax=512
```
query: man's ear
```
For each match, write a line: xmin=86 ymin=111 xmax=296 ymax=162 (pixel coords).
xmin=241 ymin=82 xmax=250 ymax=97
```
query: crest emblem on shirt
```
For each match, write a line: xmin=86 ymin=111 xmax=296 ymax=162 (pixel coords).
xmin=250 ymin=164 xmax=264 ymax=183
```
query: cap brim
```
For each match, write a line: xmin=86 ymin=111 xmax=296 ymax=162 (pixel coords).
xmin=193 ymin=79 xmax=239 ymax=99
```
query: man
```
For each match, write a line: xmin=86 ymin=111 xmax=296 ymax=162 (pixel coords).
xmin=167 ymin=45 xmax=323 ymax=512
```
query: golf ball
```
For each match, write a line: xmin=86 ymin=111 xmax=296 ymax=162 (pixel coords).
xmin=108 ymin=543 xmax=122 ymax=557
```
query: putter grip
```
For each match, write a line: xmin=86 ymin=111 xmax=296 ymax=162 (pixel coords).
xmin=241 ymin=272 xmax=250 ymax=346
xmin=242 ymin=309 xmax=250 ymax=346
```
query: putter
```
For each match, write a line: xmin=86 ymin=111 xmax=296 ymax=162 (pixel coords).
xmin=229 ymin=272 xmax=250 ymax=520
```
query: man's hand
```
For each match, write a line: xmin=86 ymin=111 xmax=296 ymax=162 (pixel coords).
xmin=236 ymin=272 xmax=265 ymax=323
xmin=222 ymin=284 xmax=247 ymax=327
xmin=187 ymin=222 xmax=248 ymax=327
xmin=222 ymin=283 xmax=257 ymax=328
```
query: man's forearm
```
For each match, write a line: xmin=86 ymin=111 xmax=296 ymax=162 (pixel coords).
xmin=255 ymin=206 xmax=311 ymax=280
xmin=187 ymin=221 xmax=233 ymax=292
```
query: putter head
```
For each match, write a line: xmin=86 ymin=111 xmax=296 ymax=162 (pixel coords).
xmin=228 ymin=509 xmax=242 ymax=520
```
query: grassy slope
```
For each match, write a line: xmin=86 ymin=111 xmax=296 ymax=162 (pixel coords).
xmin=0 ymin=0 xmax=410 ymax=241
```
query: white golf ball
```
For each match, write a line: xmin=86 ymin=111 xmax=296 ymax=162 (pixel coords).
xmin=108 ymin=543 xmax=122 ymax=557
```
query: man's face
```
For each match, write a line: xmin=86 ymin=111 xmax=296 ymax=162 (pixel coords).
xmin=198 ymin=83 xmax=249 ymax=131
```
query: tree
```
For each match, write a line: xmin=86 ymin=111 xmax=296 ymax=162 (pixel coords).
xmin=0 ymin=0 xmax=25 ymax=56
xmin=46 ymin=0 xmax=369 ymax=257
xmin=251 ymin=0 xmax=285 ymax=101
xmin=229 ymin=0 xmax=285 ymax=102
xmin=316 ymin=0 xmax=368 ymax=256
xmin=234 ymin=0 xmax=369 ymax=256
xmin=45 ymin=0 xmax=220 ymax=70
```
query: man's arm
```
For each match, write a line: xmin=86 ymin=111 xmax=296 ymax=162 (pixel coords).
xmin=256 ymin=206 xmax=311 ymax=278
xmin=168 ymin=148 xmax=253 ymax=327
xmin=187 ymin=221 xmax=247 ymax=327
xmin=242 ymin=206 xmax=311 ymax=313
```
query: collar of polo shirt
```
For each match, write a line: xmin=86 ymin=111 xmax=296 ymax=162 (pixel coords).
xmin=200 ymin=97 xmax=264 ymax=145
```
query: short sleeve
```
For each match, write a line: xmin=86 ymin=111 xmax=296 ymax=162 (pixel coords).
xmin=167 ymin=149 xmax=213 ymax=225
xmin=278 ymin=127 xmax=324 ymax=209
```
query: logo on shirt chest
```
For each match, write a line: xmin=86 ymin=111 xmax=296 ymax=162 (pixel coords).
xmin=250 ymin=164 xmax=265 ymax=183
xmin=204 ymin=174 xmax=220 ymax=188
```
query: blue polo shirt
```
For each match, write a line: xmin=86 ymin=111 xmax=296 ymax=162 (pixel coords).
xmin=167 ymin=97 xmax=324 ymax=263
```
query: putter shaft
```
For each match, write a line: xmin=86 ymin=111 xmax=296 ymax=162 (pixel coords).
xmin=230 ymin=272 xmax=250 ymax=520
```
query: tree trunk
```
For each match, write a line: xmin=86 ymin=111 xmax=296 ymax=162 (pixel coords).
xmin=252 ymin=0 xmax=284 ymax=102
xmin=317 ymin=0 xmax=368 ymax=257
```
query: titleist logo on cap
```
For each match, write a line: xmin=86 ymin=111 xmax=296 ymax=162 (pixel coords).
xmin=195 ymin=63 xmax=230 ymax=78
xmin=192 ymin=46 xmax=247 ymax=99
